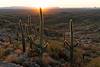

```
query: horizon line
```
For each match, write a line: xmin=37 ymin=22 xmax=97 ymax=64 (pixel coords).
xmin=0 ymin=6 xmax=100 ymax=9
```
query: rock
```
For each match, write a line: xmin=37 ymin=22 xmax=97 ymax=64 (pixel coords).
xmin=14 ymin=49 xmax=23 ymax=56
xmin=5 ymin=54 xmax=17 ymax=63
xmin=29 ymin=63 xmax=40 ymax=67
xmin=22 ymin=59 xmax=40 ymax=67
xmin=0 ymin=61 xmax=22 ymax=67
xmin=42 ymin=53 xmax=61 ymax=66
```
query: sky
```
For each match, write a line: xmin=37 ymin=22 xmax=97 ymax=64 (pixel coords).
xmin=0 ymin=0 xmax=100 ymax=8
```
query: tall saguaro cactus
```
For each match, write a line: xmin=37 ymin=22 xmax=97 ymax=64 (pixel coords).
xmin=27 ymin=16 xmax=33 ymax=49
xmin=39 ymin=8 xmax=44 ymax=45
xmin=33 ymin=8 xmax=48 ymax=55
xmin=69 ymin=19 xmax=74 ymax=67
xmin=64 ymin=19 xmax=79 ymax=67
xmin=19 ymin=19 xmax=26 ymax=52
xmin=28 ymin=15 xmax=32 ymax=35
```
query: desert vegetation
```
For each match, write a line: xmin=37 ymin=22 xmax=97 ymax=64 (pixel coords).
xmin=0 ymin=8 xmax=100 ymax=67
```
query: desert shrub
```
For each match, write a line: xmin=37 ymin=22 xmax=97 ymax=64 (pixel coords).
xmin=1 ymin=48 xmax=14 ymax=57
xmin=86 ymin=57 xmax=100 ymax=67
xmin=14 ymin=49 xmax=23 ymax=56
xmin=42 ymin=52 xmax=54 ymax=64
xmin=5 ymin=54 xmax=17 ymax=63
xmin=73 ymin=48 xmax=85 ymax=67
xmin=0 ymin=47 xmax=5 ymax=59
xmin=15 ymin=56 xmax=26 ymax=65
xmin=96 ymin=51 xmax=100 ymax=56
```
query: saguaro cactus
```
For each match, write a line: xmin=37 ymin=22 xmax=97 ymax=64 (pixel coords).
xmin=33 ymin=8 xmax=48 ymax=55
xmin=39 ymin=8 xmax=44 ymax=45
xmin=27 ymin=15 xmax=37 ymax=49
xmin=27 ymin=15 xmax=32 ymax=35
xmin=19 ymin=19 xmax=26 ymax=52
xmin=27 ymin=16 xmax=33 ymax=49
xmin=64 ymin=19 xmax=79 ymax=67
xmin=69 ymin=19 xmax=74 ymax=67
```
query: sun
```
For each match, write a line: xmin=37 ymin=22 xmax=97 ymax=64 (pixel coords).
xmin=30 ymin=0 xmax=56 ymax=8
xmin=33 ymin=2 xmax=48 ymax=8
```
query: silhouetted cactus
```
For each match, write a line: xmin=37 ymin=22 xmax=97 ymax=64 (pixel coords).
xmin=30 ymin=8 xmax=46 ymax=55
xmin=39 ymin=8 xmax=44 ymax=45
xmin=19 ymin=19 xmax=26 ymax=52
xmin=69 ymin=19 xmax=74 ymax=67
xmin=27 ymin=15 xmax=32 ymax=35
xmin=26 ymin=15 xmax=37 ymax=50
xmin=64 ymin=19 xmax=79 ymax=67
xmin=27 ymin=16 xmax=33 ymax=49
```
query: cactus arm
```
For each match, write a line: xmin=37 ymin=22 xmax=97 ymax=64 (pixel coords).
xmin=74 ymin=43 xmax=79 ymax=47
xmin=64 ymin=40 xmax=71 ymax=48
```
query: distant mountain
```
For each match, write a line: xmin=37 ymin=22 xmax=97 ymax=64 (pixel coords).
xmin=0 ymin=6 xmax=60 ymax=9
xmin=0 ymin=6 xmax=32 ymax=9
xmin=0 ymin=6 xmax=100 ymax=15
